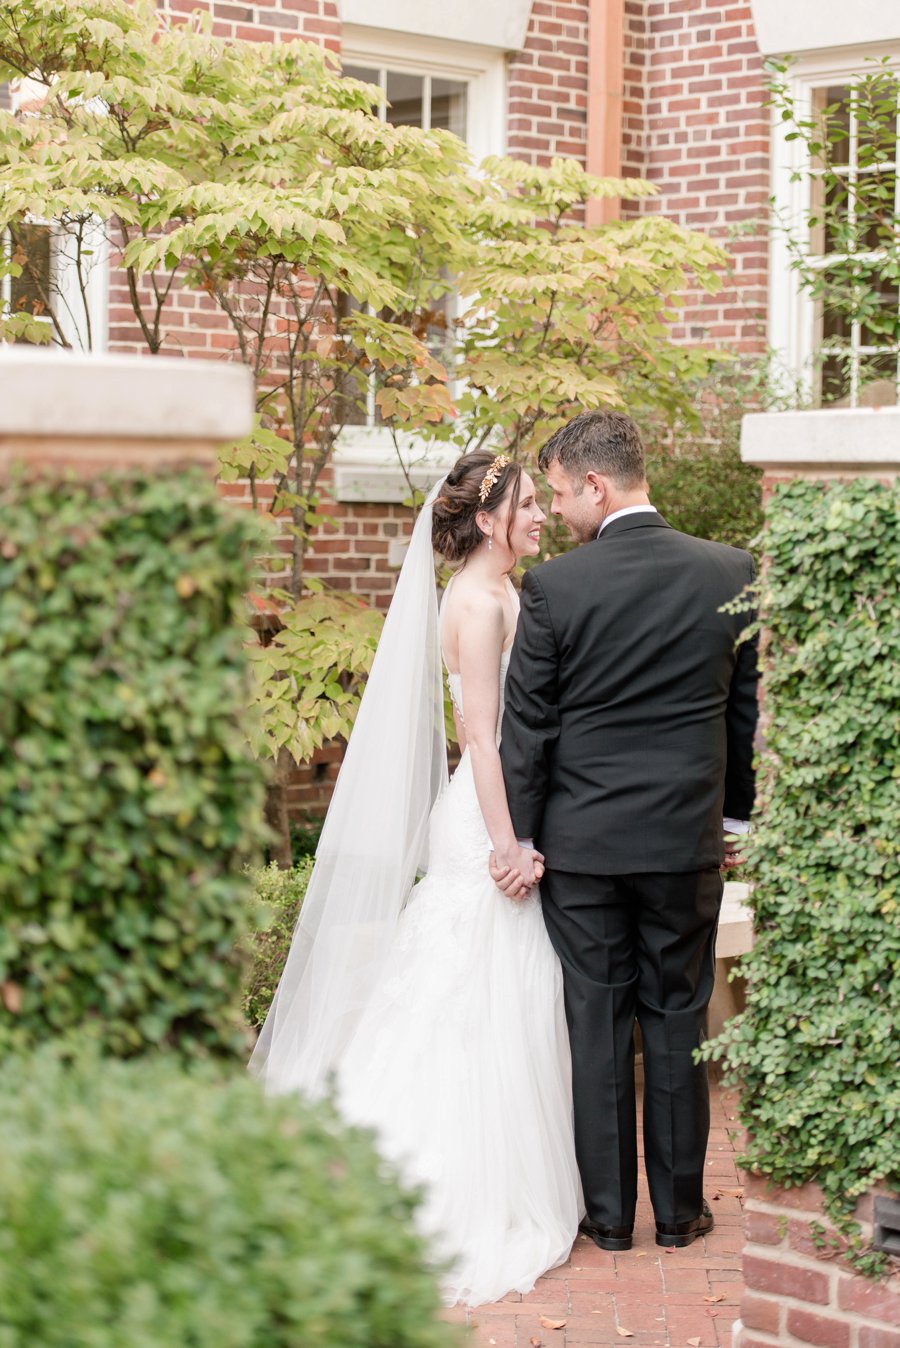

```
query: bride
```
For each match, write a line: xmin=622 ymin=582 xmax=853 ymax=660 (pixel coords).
xmin=250 ymin=450 xmax=582 ymax=1307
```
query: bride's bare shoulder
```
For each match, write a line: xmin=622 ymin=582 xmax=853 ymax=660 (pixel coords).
xmin=443 ymin=573 xmax=505 ymax=625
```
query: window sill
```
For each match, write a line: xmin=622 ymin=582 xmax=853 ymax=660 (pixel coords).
xmin=332 ymin=429 xmax=457 ymax=503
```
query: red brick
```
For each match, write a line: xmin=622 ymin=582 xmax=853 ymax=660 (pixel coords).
xmin=741 ymin=1292 xmax=781 ymax=1335
xmin=745 ymin=1210 xmax=785 ymax=1246
xmin=742 ymin=1253 xmax=831 ymax=1306
xmin=786 ymin=1307 xmax=851 ymax=1348
xmin=837 ymin=1277 xmax=900 ymax=1322
xmin=858 ymin=1329 xmax=900 ymax=1348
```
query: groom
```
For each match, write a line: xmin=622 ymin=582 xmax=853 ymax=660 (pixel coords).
xmin=494 ymin=409 xmax=758 ymax=1251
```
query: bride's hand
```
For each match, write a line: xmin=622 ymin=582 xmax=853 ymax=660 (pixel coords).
xmin=490 ymin=847 xmax=539 ymax=900
xmin=493 ymin=843 xmax=536 ymax=891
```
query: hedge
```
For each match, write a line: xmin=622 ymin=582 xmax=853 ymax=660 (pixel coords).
xmin=704 ymin=478 xmax=900 ymax=1271
xmin=0 ymin=1050 xmax=462 ymax=1348
xmin=0 ymin=469 xmax=269 ymax=1060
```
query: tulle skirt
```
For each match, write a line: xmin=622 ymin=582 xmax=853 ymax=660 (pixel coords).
xmin=335 ymin=751 xmax=582 ymax=1307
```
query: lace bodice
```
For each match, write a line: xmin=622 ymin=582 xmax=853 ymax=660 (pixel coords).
xmin=445 ymin=646 xmax=512 ymax=741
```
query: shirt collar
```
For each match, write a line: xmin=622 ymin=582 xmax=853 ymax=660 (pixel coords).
xmin=597 ymin=505 xmax=658 ymax=537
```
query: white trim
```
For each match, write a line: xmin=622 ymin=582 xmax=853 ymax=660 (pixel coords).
xmin=768 ymin=44 xmax=900 ymax=406
xmin=2 ymin=218 xmax=109 ymax=354
xmin=741 ymin=407 xmax=900 ymax=470
xmin=750 ymin=1 xmax=900 ymax=58
xmin=54 ymin=219 xmax=109 ymax=353
xmin=331 ymin=434 xmax=457 ymax=504
xmin=335 ymin=28 xmax=506 ymax=501
xmin=342 ymin=25 xmax=506 ymax=165
xmin=338 ymin=0 xmax=532 ymax=53
xmin=0 ymin=349 xmax=253 ymax=441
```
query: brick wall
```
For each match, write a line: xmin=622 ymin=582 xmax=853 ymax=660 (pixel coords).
xmin=622 ymin=0 xmax=769 ymax=353
xmin=104 ymin=0 xmax=776 ymax=826
xmin=736 ymin=1176 xmax=900 ymax=1348
xmin=162 ymin=0 xmax=340 ymax=49
xmin=507 ymin=0 xmax=590 ymax=170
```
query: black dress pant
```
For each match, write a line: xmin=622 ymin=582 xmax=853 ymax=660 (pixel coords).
xmin=540 ymin=867 xmax=723 ymax=1228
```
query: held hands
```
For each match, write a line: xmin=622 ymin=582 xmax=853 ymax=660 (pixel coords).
xmin=722 ymin=835 xmax=745 ymax=870
xmin=489 ymin=845 xmax=545 ymax=901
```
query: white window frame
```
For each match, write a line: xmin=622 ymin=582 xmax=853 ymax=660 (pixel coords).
xmin=768 ymin=43 xmax=900 ymax=406
xmin=333 ymin=26 xmax=506 ymax=502
xmin=2 ymin=80 xmax=108 ymax=352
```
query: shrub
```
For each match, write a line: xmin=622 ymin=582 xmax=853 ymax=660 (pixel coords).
xmin=640 ymin=357 xmax=765 ymax=552
xmin=529 ymin=358 xmax=765 ymax=565
xmin=243 ymin=859 xmax=313 ymax=1030
xmin=0 ymin=1050 xmax=462 ymax=1348
xmin=290 ymin=814 xmax=325 ymax=858
xmin=703 ymin=478 xmax=900 ymax=1272
xmin=0 ymin=470 xmax=269 ymax=1060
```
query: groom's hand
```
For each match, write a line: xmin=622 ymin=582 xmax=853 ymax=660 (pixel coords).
xmin=722 ymin=837 xmax=743 ymax=869
xmin=489 ymin=847 xmax=544 ymax=900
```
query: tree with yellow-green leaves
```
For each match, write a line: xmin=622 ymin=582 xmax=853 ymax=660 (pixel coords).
xmin=0 ymin=0 xmax=728 ymax=858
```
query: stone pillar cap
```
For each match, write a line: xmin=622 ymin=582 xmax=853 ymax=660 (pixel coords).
xmin=0 ymin=350 xmax=254 ymax=442
xmin=741 ymin=407 xmax=900 ymax=472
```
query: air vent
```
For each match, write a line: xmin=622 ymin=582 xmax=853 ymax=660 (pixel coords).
xmin=873 ymin=1195 xmax=900 ymax=1257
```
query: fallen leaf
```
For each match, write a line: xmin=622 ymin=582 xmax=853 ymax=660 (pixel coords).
xmin=717 ymin=1186 xmax=744 ymax=1198
xmin=539 ymin=1318 xmax=566 ymax=1331
xmin=688 ymin=1339 xmax=702 ymax=1346
xmin=635 ymin=1250 xmax=648 ymax=1258
xmin=706 ymin=1309 xmax=720 ymax=1319
xmin=530 ymin=1339 xmax=542 ymax=1347
xmin=615 ymin=1328 xmax=634 ymax=1339
xmin=703 ymin=1294 xmax=725 ymax=1304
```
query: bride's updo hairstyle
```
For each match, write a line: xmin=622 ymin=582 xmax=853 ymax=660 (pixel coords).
xmin=432 ymin=450 xmax=523 ymax=564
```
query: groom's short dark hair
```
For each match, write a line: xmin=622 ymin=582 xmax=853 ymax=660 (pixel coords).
xmin=538 ymin=410 xmax=646 ymax=489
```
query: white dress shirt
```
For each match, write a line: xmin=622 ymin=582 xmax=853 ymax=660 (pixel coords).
xmin=596 ymin=504 xmax=659 ymax=535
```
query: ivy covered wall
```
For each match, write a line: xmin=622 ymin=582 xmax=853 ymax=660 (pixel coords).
xmin=706 ymin=477 xmax=900 ymax=1270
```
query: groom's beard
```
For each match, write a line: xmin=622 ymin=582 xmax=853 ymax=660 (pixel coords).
xmin=564 ymin=513 xmax=600 ymax=545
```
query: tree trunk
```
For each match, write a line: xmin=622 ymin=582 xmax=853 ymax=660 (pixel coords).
xmin=264 ymin=747 xmax=294 ymax=870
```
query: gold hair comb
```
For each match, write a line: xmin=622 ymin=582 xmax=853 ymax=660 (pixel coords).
xmin=478 ymin=454 xmax=511 ymax=504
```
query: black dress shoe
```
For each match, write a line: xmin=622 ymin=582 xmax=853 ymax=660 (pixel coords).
xmin=655 ymin=1200 xmax=714 ymax=1248
xmin=579 ymin=1218 xmax=634 ymax=1252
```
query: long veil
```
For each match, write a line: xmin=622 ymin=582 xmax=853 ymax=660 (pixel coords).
xmin=249 ymin=479 xmax=449 ymax=1095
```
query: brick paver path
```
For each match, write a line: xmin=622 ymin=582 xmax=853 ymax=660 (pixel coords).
xmin=446 ymin=1068 xmax=743 ymax=1348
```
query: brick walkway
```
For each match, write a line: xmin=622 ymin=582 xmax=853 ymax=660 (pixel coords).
xmin=446 ymin=1068 xmax=744 ymax=1348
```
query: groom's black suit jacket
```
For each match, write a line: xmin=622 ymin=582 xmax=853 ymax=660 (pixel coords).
xmin=500 ymin=513 xmax=758 ymax=874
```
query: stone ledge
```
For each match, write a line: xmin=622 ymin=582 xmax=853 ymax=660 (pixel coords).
xmin=741 ymin=408 xmax=900 ymax=475
xmin=0 ymin=350 xmax=254 ymax=443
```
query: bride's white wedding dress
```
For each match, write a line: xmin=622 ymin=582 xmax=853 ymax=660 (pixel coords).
xmin=335 ymin=647 xmax=582 ymax=1307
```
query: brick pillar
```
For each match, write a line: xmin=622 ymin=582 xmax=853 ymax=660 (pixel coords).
xmin=734 ymin=406 xmax=900 ymax=1348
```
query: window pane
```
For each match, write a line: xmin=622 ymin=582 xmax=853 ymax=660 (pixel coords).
xmin=342 ymin=64 xmax=381 ymax=114
xmin=10 ymin=223 xmax=52 ymax=319
xmin=857 ymin=353 xmax=898 ymax=406
xmin=342 ymin=64 xmax=379 ymax=83
xmin=860 ymin=269 xmax=899 ymax=348
xmin=820 ymin=352 xmax=851 ymax=405
xmin=431 ymin=78 xmax=467 ymax=139
xmin=385 ymin=71 xmax=424 ymax=129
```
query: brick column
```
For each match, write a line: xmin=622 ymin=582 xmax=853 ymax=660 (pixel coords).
xmin=733 ymin=406 xmax=900 ymax=1348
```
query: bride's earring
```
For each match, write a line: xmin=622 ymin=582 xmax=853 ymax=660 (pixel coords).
xmin=487 ymin=534 xmax=493 ymax=551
